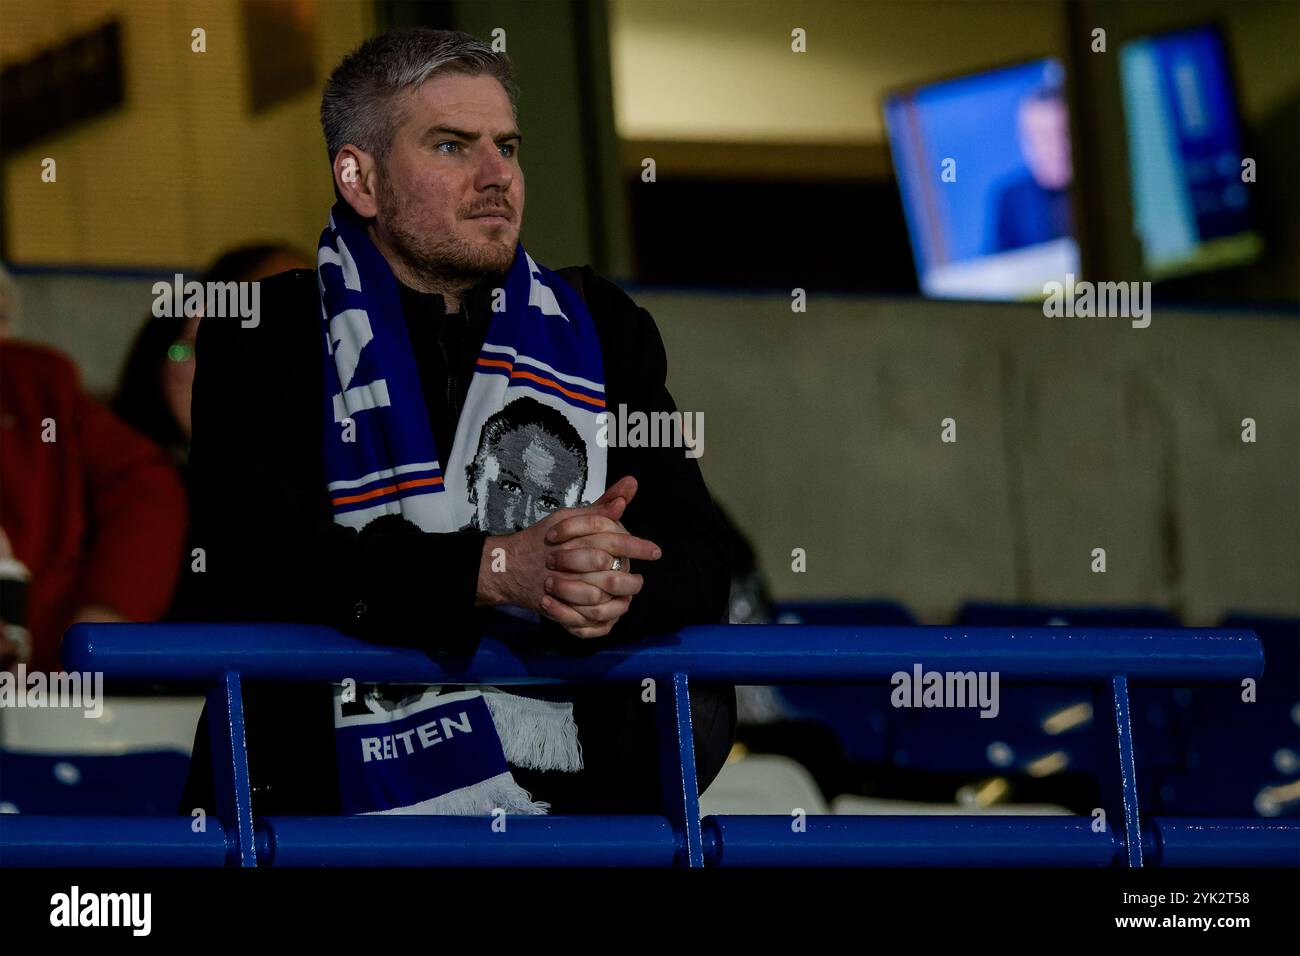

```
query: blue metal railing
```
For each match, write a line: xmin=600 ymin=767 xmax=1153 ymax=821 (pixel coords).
xmin=1 ymin=623 xmax=1295 ymax=867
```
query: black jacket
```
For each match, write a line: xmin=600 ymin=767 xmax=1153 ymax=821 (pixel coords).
xmin=178 ymin=265 xmax=734 ymax=816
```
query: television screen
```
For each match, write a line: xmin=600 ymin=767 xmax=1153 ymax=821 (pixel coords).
xmin=1119 ymin=24 xmax=1263 ymax=278
xmin=884 ymin=58 xmax=1080 ymax=301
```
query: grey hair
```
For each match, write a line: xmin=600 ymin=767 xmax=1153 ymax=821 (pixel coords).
xmin=321 ymin=28 xmax=519 ymax=169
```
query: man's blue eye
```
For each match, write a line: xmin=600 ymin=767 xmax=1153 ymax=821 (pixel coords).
xmin=499 ymin=145 xmax=515 ymax=157
xmin=437 ymin=142 xmax=459 ymax=153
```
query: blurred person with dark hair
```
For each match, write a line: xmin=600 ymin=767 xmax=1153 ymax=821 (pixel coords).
xmin=112 ymin=244 xmax=312 ymax=465
xmin=987 ymin=78 xmax=1075 ymax=253
xmin=181 ymin=28 xmax=734 ymax=819
xmin=0 ymin=265 xmax=188 ymax=673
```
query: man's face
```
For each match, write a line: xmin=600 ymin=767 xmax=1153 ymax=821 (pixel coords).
xmin=372 ymin=72 xmax=525 ymax=285
xmin=472 ymin=424 xmax=585 ymax=533
xmin=1018 ymin=96 xmax=1072 ymax=191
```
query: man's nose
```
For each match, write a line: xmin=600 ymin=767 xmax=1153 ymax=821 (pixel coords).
xmin=474 ymin=145 xmax=513 ymax=192
xmin=525 ymin=495 xmax=552 ymax=525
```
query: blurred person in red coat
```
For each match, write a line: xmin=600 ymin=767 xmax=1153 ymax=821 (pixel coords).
xmin=0 ymin=264 xmax=188 ymax=673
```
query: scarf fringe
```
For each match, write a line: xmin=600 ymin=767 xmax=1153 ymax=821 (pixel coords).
xmin=483 ymin=689 xmax=584 ymax=773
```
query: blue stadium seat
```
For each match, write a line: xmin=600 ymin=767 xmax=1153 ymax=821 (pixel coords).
xmin=878 ymin=606 xmax=1296 ymax=819
xmin=955 ymin=603 xmax=1180 ymax=630
xmin=886 ymin=603 xmax=1188 ymax=801
xmin=1149 ymin=616 xmax=1299 ymax=818
xmin=762 ymin=602 xmax=1192 ymax=809
xmin=768 ymin=601 xmax=917 ymax=763
xmin=0 ymin=750 xmax=191 ymax=816
xmin=773 ymin=600 xmax=916 ymax=627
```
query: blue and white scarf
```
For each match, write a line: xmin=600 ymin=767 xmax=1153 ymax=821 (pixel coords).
xmin=317 ymin=202 xmax=607 ymax=815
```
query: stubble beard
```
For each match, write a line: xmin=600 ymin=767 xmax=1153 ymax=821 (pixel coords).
xmin=375 ymin=173 xmax=516 ymax=291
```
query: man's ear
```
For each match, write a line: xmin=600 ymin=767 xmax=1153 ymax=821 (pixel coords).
xmin=333 ymin=145 xmax=380 ymax=218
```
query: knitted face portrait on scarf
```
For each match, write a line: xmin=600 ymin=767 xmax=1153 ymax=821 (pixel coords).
xmin=466 ymin=397 xmax=589 ymax=534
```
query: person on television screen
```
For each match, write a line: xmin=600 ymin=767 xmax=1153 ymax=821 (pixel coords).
xmin=987 ymin=80 xmax=1075 ymax=253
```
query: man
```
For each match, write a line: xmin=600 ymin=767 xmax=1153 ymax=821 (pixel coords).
xmin=180 ymin=28 xmax=734 ymax=816
xmin=987 ymin=80 xmax=1075 ymax=253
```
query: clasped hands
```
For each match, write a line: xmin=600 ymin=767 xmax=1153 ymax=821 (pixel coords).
xmin=476 ymin=475 xmax=660 ymax=639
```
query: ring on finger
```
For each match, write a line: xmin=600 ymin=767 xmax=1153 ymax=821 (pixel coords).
xmin=610 ymin=556 xmax=623 ymax=572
